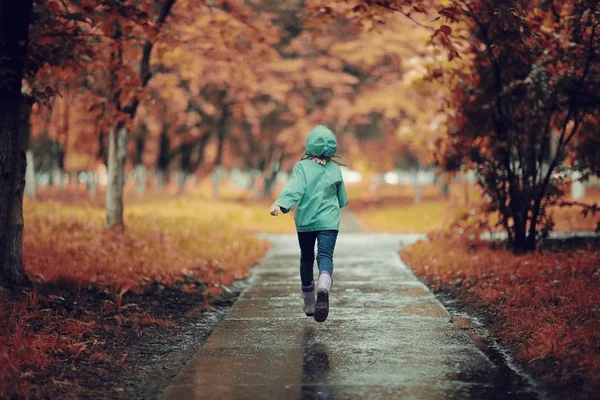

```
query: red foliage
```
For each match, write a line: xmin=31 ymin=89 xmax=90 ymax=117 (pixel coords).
xmin=403 ymin=235 xmax=600 ymax=397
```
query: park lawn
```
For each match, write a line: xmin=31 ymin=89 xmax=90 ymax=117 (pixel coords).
xmin=354 ymin=201 xmax=448 ymax=233
xmin=354 ymin=184 xmax=600 ymax=233
xmin=2 ymin=195 xmax=275 ymax=398
xmin=23 ymin=197 xmax=273 ymax=292
xmin=35 ymin=178 xmax=297 ymax=234
xmin=350 ymin=183 xmax=483 ymax=233
xmin=402 ymin=234 xmax=600 ymax=398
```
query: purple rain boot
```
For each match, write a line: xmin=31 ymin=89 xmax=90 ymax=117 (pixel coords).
xmin=302 ymin=283 xmax=316 ymax=317
xmin=314 ymin=272 xmax=332 ymax=323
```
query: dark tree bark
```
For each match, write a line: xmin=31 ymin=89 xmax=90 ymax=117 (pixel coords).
xmin=177 ymin=141 xmax=193 ymax=192
xmin=156 ymin=127 xmax=171 ymax=188
xmin=0 ymin=0 xmax=34 ymax=288
xmin=212 ymin=92 xmax=230 ymax=199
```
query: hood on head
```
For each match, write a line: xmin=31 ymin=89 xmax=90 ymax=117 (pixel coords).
xmin=305 ymin=125 xmax=337 ymax=157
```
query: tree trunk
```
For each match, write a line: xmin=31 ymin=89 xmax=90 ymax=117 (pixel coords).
xmin=156 ymin=128 xmax=170 ymax=189
xmin=50 ymin=159 xmax=63 ymax=189
xmin=412 ymin=166 xmax=421 ymax=204
xmin=437 ymin=171 xmax=449 ymax=199
xmin=212 ymin=91 xmax=229 ymax=200
xmin=7 ymin=96 xmax=34 ymax=285
xmin=177 ymin=171 xmax=188 ymax=193
xmin=463 ymin=171 xmax=470 ymax=205
xmin=511 ymin=213 xmax=532 ymax=253
xmin=262 ymin=157 xmax=283 ymax=199
xmin=135 ymin=164 xmax=147 ymax=196
xmin=106 ymin=124 xmax=128 ymax=230
xmin=24 ymin=150 xmax=36 ymax=198
xmin=212 ymin=166 xmax=225 ymax=200
xmin=156 ymin=169 xmax=168 ymax=189
xmin=134 ymin=123 xmax=147 ymax=196
xmin=98 ymin=131 xmax=108 ymax=168
xmin=178 ymin=141 xmax=192 ymax=193
xmin=248 ymin=169 xmax=262 ymax=198
xmin=263 ymin=174 xmax=278 ymax=199
xmin=0 ymin=0 xmax=34 ymax=289
xmin=87 ymin=171 xmax=97 ymax=198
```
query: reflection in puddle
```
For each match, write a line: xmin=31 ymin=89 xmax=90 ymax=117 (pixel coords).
xmin=301 ymin=327 xmax=333 ymax=400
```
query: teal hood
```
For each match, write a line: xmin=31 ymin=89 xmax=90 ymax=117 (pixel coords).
xmin=305 ymin=125 xmax=337 ymax=157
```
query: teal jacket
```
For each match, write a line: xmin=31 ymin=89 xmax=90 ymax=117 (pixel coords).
xmin=275 ymin=125 xmax=349 ymax=232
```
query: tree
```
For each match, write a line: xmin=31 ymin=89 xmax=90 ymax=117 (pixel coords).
xmin=305 ymin=0 xmax=600 ymax=252
xmin=0 ymin=0 xmax=34 ymax=288
xmin=437 ymin=1 xmax=600 ymax=252
xmin=103 ymin=0 xmax=176 ymax=229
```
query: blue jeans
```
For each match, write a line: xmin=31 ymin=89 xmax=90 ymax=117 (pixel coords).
xmin=298 ymin=230 xmax=338 ymax=289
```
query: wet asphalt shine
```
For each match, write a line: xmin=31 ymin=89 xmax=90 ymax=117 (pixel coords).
xmin=159 ymin=230 xmax=540 ymax=400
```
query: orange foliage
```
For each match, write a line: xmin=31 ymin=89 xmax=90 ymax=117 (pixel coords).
xmin=22 ymin=200 xmax=269 ymax=293
xmin=0 ymin=196 xmax=270 ymax=398
xmin=0 ymin=294 xmax=97 ymax=397
xmin=403 ymin=236 xmax=600 ymax=397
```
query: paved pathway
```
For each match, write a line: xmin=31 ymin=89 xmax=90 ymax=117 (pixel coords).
xmin=160 ymin=226 xmax=537 ymax=399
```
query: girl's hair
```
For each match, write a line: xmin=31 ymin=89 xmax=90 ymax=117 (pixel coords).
xmin=302 ymin=154 xmax=347 ymax=167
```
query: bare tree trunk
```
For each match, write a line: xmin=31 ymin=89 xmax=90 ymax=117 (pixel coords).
xmin=24 ymin=150 xmax=36 ymax=198
xmin=463 ymin=171 xmax=470 ymax=205
xmin=512 ymin=214 xmax=531 ymax=253
xmin=87 ymin=171 xmax=97 ymax=198
xmin=262 ymin=156 xmax=283 ymax=199
xmin=156 ymin=128 xmax=170 ymax=189
xmin=135 ymin=164 xmax=147 ymax=196
xmin=248 ymin=169 xmax=262 ymax=198
xmin=412 ymin=165 xmax=421 ymax=204
xmin=156 ymin=169 xmax=168 ymax=189
xmin=134 ymin=123 xmax=147 ymax=196
xmin=212 ymin=90 xmax=230 ymax=200
xmin=0 ymin=0 xmax=34 ymax=289
xmin=106 ymin=124 xmax=128 ymax=230
xmin=178 ymin=141 xmax=192 ymax=193
xmin=263 ymin=175 xmax=278 ymax=198
xmin=50 ymin=154 xmax=63 ymax=189
xmin=438 ymin=171 xmax=449 ymax=199
xmin=7 ymin=96 xmax=34 ymax=285
xmin=212 ymin=166 xmax=225 ymax=200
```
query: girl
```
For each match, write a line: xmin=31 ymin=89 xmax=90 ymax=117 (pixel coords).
xmin=269 ymin=125 xmax=348 ymax=323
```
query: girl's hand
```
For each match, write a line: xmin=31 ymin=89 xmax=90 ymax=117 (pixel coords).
xmin=269 ymin=202 xmax=281 ymax=216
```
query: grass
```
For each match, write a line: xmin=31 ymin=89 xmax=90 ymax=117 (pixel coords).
xmin=354 ymin=201 xmax=447 ymax=233
xmin=24 ymin=197 xmax=271 ymax=293
xmin=2 ymin=189 xmax=275 ymax=398
xmin=352 ymin=183 xmax=600 ymax=234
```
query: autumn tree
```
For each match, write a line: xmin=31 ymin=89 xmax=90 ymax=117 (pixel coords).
xmin=0 ymin=0 xmax=35 ymax=288
xmin=434 ymin=1 xmax=600 ymax=251
xmin=1 ymin=0 xmax=155 ymax=287
xmin=306 ymin=0 xmax=600 ymax=252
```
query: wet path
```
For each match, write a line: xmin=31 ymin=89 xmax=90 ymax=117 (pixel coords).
xmin=160 ymin=232 xmax=538 ymax=400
